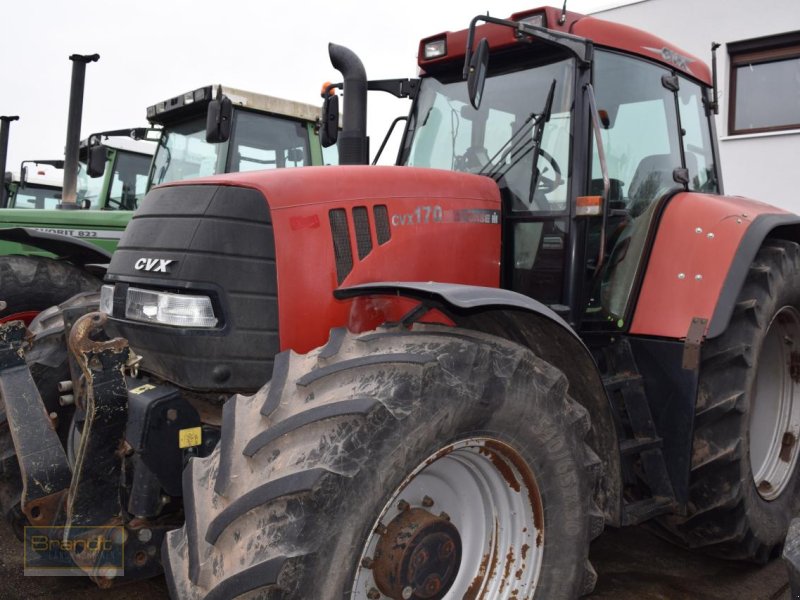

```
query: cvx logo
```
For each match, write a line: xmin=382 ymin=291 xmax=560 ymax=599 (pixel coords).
xmin=134 ymin=258 xmax=174 ymax=273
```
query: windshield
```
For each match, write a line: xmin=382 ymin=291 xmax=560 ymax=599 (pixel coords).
xmin=107 ymin=150 xmax=151 ymax=210
xmin=10 ymin=184 xmax=62 ymax=209
xmin=77 ymin=161 xmax=106 ymax=207
xmin=403 ymin=56 xmax=575 ymax=212
xmin=151 ymin=111 xmax=313 ymax=186
xmin=151 ymin=117 xmax=227 ymax=186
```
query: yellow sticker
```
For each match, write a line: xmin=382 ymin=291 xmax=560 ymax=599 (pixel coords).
xmin=179 ymin=427 xmax=202 ymax=449
xmin=129 ymin=384 xmax=156 ymax=395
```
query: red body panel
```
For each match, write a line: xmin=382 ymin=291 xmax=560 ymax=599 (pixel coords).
xmin=169 ymin=166 xmax=501 ymax=353
xmin=419 ymin=6 xmax=711 ymax=85
xmin=630 ymin=192 xmax=791 ymax=338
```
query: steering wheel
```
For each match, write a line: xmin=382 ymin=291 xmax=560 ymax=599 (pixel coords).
xmin=535 ymin=148 xmax=563 ymax=194
xmin=453 ymin=146 xmax=490 ymax=173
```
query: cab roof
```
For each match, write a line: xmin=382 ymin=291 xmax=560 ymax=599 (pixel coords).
xmin=418 ymin=6 xmax=711 ymax=86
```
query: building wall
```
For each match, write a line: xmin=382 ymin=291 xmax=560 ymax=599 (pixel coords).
xmin=593 ymin=0 xmax=799 ymax=212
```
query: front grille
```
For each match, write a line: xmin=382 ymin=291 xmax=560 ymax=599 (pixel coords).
xmin=329 ymin=209 xmax=353 ymax=284
xmin=374 ymin=205 xmax=391 ymax=244
xmin=352 ymin=206 xmax=373 ymax=260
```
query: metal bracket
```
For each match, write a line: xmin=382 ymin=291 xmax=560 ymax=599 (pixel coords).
xmin=0 ymin=321 xmax=72 ymax=526
xmin=65 ymin=312 xmax=131 ymax=574
xmin=682 ymin=317 xmax=708 ymax=370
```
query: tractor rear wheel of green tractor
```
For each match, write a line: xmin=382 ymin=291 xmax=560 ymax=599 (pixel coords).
xmin=659 ymin=239 xmax=800 ymax=561
xmin=164 ymin=325 xmax=604 ymax=599
xmin=0 ymin=255 xmax=100 ymax=325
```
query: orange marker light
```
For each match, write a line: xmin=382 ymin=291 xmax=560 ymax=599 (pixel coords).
xmin=576 ymin=195 xmax=603 ymax=217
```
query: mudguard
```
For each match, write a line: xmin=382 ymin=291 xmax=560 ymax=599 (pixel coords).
xmin=629 ymin=193 xmax=800 ymax=340
xmin=336 ymin=281 xmax=623 ymax=525
xmin=0 ymin=227 xmax=111 ymax=266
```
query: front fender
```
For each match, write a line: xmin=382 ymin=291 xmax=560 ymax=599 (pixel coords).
xmin=0 ymin=227 xmax=111 ymax=266
xmin=335 ymin=281 xmax=623 ymax=525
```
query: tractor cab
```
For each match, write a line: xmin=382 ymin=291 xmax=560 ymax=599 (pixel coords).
xmin=399 ymin=6 xmax=720 ymax=330
xmin=5 ymin=161 xmax=64 ymax=209
xmin=147 ymin=84 xmax=337 ymax=187
xmin=76 ymin=130 xmax=157 ymax=211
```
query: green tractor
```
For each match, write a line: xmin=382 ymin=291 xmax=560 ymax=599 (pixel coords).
xmin=0 ymin=83 xmax=334 ymax=326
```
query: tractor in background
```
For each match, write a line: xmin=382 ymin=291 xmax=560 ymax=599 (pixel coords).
xmin=0 ymin=83 xmax=334 ymax=326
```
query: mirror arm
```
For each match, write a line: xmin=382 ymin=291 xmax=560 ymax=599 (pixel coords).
xmin=463 ymin=14 xmax=593 ymax=79
xmin=323 ymin=79 xmax=420 ymax=100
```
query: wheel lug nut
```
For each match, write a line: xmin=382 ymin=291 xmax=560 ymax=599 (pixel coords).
xmin=367 ymin=588 xmax=381 ymax=599
xmin=361 ymin=556 xmax=374 ymax=569
xmin=439 ymin=511 xmax=450 ymax=521
xmin=402 ymin=586 xmax=414 ymax=599
xmin=397 ymin=499 xmax=410 ymax=512
xmin=422 ymin=495 xmax=434 ymax=507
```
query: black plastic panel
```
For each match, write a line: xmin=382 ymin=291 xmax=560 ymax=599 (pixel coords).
xmin=105 ymin=184 xmax=278 ymax=393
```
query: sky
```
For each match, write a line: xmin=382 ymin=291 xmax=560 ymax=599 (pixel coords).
xmin=0 ymin=0 xmax=633 ymax=171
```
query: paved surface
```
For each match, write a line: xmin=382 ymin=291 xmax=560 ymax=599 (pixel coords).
xmin=0 ymin=520 xmax=790 ymax=599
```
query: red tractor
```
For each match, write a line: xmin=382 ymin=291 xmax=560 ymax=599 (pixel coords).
xmin=1 ymin=5 xmax=798 ymax=599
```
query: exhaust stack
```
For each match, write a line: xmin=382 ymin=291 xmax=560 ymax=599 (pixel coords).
xmin=328 ymin=43 xmax=369 ymax=165
xmin=60 ymin=53 xmax=99 ymax=208
xmin=0 ymin=115 xmax=19 ymax=208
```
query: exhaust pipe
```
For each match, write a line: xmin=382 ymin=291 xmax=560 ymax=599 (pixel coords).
xmin=60 ymin=53 xmax=99 ymax=209
xmin=0 ymin=115 xmax=19 ymax=208
xmin=328 ymin=43 xmax=369 ymax=165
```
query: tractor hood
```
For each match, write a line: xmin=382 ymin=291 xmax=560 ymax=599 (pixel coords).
xmin=104 ymin=166 xmax=502 ymax=392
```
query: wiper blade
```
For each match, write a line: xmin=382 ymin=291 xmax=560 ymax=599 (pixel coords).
xmin=528 ymin=79 xmax=557 ymax=192
xmin=482 ymin=79 xmax=557 ymax=183
xmin=479 ymin=112 xmax=537 ymax=177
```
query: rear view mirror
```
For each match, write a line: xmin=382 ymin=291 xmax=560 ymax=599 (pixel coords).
xmin=87 ymin=146 xmax=107 ymax=178
xmin=320 ymin=93 xmax=339 ymax=148
xmin=467 ymin=38 xmax=490 ymax=110
xmin=206 ymin=96 xmax=233 ymax=143
xmin=286 ymin=148 xmax=305 ymax=163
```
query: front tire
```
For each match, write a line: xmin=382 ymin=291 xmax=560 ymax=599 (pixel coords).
xmin=164 ymin=325 xmax=603 ymax=599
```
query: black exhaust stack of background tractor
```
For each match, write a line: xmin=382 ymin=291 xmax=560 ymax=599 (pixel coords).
xmin=60 ymin=53 xmax=99 ymax=208
xmin=0 ymin=116 xmax=19 ymax=209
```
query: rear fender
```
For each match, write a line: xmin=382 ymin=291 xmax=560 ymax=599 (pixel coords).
xmin=629 ymin=193 xmax=800 ymax=340
xmin=335 ymin=281 xmax=623 ymax=525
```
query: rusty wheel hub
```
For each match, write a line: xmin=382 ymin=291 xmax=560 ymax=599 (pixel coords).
xmin=372 ymin=507 xmax=462 ymax=600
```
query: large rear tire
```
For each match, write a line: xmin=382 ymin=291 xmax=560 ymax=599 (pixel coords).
xmin=0 ymin=255 xmax=100 ymax=324
xmin=164 ymin=325 xmax=603 ymax=599
xmin=659 ymin=239 xmax=800 ymax=561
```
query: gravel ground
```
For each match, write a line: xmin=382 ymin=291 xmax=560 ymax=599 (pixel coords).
xmin=0 ymin=519 xmax=790 ymax=599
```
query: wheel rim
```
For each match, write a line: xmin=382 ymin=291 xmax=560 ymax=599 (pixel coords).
xmin=750 ymin=305 xmax=800 ymax=501
xmin=351 ymin=437 xmax=544 ymax=600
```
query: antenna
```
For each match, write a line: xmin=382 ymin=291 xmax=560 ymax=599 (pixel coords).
xmin=559 ymin=0 xmax=567 ymax=25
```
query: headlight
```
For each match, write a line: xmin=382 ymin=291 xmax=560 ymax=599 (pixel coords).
xmin=125 ymin=287 xmax=217 ymax=328
xmin=423 ymin=38 xmax=447 ymax=59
